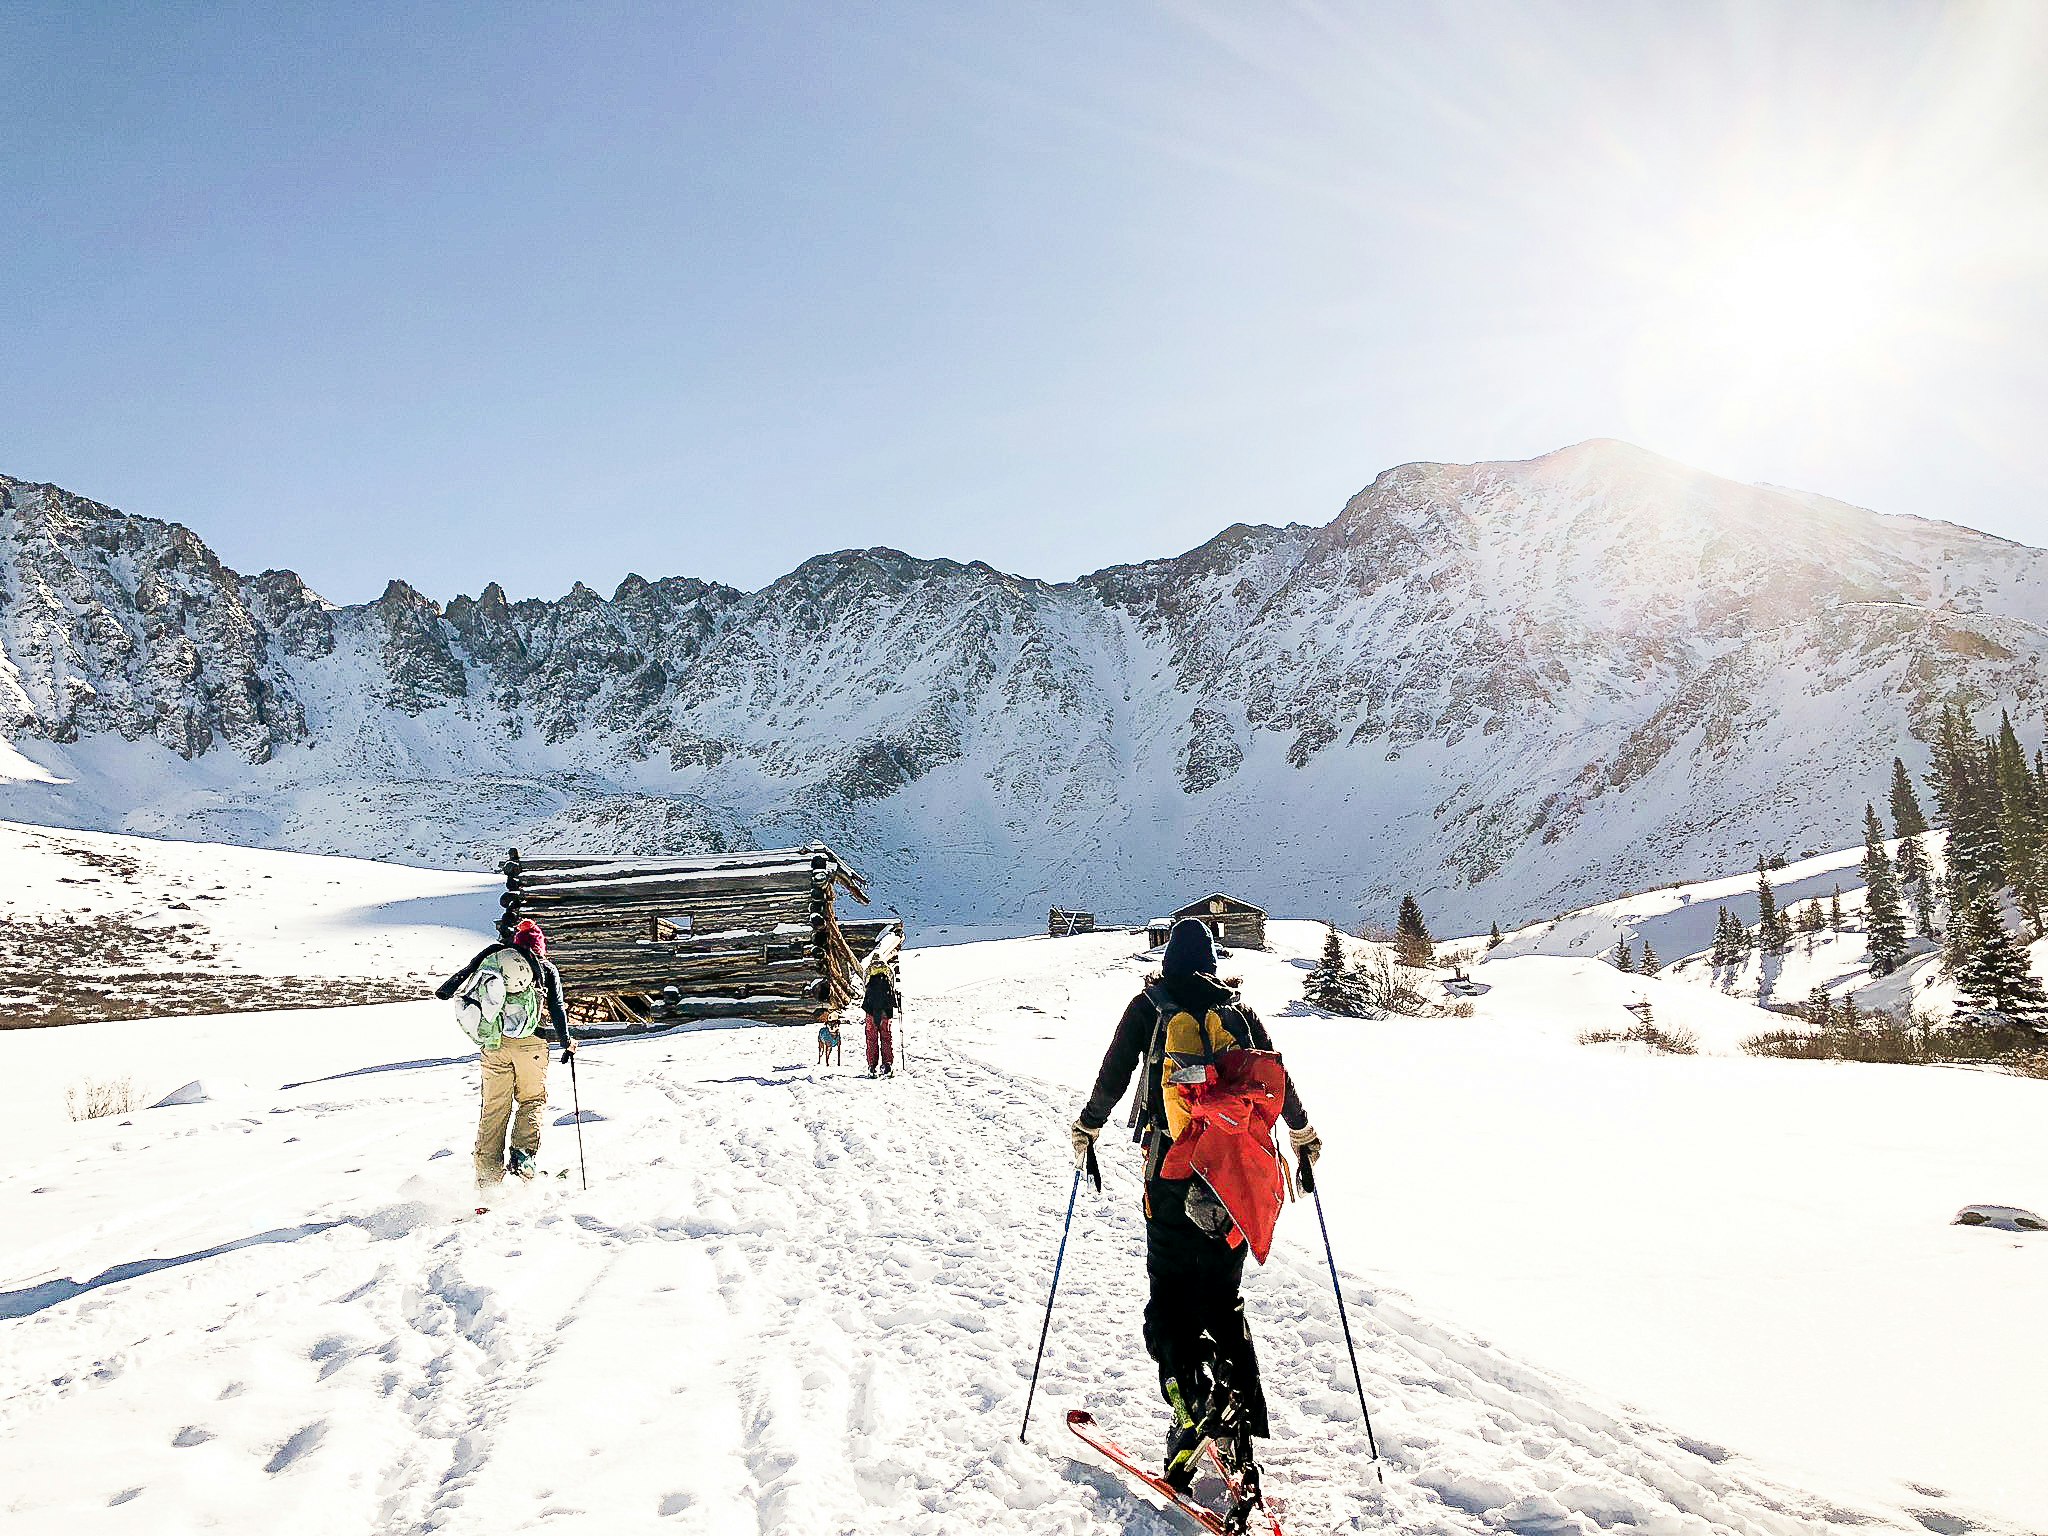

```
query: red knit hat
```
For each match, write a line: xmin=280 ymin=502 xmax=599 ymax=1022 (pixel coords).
xmin=512 ymin=919 xmax=546 ymax=957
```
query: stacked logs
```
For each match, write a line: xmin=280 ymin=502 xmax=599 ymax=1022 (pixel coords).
xmin=498 ymin=846 xmax=874 ymax=1024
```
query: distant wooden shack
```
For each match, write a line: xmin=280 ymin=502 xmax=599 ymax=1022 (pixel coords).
xmin=1048 ymin=907 xmax=1096 ymax=937
xmin=498 ymin=845 xmax=889 ymax=1024
xmin=1171 ymin=893 xmax=1267 ymax=951
xmin=1145 ymin=919 xmax=1173 ymax=949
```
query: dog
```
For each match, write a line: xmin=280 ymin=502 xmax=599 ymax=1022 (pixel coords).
xmin=817 ymin=1021 xmax=843 ymax=1066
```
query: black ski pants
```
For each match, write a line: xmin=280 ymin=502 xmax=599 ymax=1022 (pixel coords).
xmin=1142 ymin=1175 xmax=1270 ymax=1437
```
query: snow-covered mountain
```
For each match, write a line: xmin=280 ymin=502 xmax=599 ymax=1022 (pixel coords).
xmin=7 ymin=440 xmax=2048 ymax=928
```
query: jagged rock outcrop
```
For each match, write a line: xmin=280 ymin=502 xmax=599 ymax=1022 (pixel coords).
xmin=6 ymin=443 xmax=2048 ymax=929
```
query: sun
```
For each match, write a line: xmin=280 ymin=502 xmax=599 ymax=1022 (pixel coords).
xmin=1666 ymin=226 xmax=1894 ymax=373
xmin=1618 ymin=204 xmax=1923 ymax=441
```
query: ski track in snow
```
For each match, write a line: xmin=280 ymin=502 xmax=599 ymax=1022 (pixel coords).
xmin=1 ymin=1019 xmax=1983 ymax=1536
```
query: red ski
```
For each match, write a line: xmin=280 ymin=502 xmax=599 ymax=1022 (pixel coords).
xmin=1066 ymin=1409 xmax=1283 ymax=1536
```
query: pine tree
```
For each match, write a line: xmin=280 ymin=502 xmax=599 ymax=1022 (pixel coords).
xmin=1710 ymin=907 xmax=1734 ymax=967
xmin=1953 ymin=885 xmax=2048 ymax=1030
xmin=1615 ymin=936 xmax=1633 ymax=971
xmin=1755 ymin=859 xmax=1789 ymax=955
xmin=1638 ymin=941 xmax=1659 ymax=975
xmin=1829 ymin=887 xmax=1844 ymax=932
xmin=1840 ymin=992 xmax=1862 ymax=1032
xmin=1995 ymin=713 xmax=2046 ymax=936
xmin=1488 ymin=920 xmax=1502 ymax=950
xmin=1806 ymin=986 xmax=1834 ymax=1029
xmin=1305 ymin=923 xmax=1357 ymax=1013
xmin=1710 ymin=905 xmax=1752 ymax=967
xmin=1799 ymin=900 xmax=1824 ymax=934
xmin=1395 ymin=895 xmax=1434 ymax=969
xmin=1862 ymin=803 xmax=1908 ymax=976
xmin=1895 ymin=826 xmax=1929 ymax=935
xmin=1889 ymin=757 xmax=1929 ymax=840
xmin=1930 ymin=705 xmax=2003 ymax=901
xmin=1912 ymin=875 xmax=1935 ymax=940
xmin=1941 ymin=869 xmax=1973 ymax=971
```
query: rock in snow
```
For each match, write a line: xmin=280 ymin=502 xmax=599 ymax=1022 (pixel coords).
xmin=149 ymin=1078 xmax=246 ymax=1108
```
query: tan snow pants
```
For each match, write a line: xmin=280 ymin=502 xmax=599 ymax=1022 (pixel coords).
xmin=475 ymin=1034 xmax=549 ymax=1185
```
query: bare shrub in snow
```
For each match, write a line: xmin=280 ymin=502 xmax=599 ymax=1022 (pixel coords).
xmin=2004 ymin=1047 xmax=2048 ymax=1080
xmin=66 ymin=1075 xmax=136 ymax=1121
xmin=1578 ymin=1022 xmax=1698 ymax=1055
xmin=1745 ymin=1003 xmax=2037 ymax=1065
xmin=1355 ymin=953 xmax=1463 ymax=1018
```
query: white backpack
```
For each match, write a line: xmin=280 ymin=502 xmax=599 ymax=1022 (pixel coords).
xmin=455 ymin=947 xmax=541 ymax=1048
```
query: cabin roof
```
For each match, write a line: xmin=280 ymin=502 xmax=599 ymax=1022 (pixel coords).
xmin=1171 ymin=893 xmax=1267 ymax=919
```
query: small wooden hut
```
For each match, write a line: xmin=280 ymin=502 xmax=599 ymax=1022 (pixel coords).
xmin=1145 ymin=918 xmax=1173 ymax=949
xmin=1171 ymin=893 xmax=1267 ymax=951
xmin=497 ymin=845 xmax=885 ymax=1024
xmin=1048 ymin=907 xmax=1096 ymax=937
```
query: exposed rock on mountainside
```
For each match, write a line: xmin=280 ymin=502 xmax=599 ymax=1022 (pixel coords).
xmin=5 ymin=441 xmax=2047 ymax=928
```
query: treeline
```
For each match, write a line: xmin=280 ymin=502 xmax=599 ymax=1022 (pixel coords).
xmin=1729 ymin=703 xmax=2048 ymax=1055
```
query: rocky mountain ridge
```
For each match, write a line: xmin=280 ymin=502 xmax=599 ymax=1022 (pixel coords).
xmin=5 ymin=439 xmax=2046 ymax=929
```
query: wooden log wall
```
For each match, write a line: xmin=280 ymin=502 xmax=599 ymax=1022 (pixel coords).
xmin=497 ymin=844 xmax=872 ymax=1024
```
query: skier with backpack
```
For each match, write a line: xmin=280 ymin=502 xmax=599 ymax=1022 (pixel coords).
xmin=1067 ymin=918 xmax=1321 ymax=1511
xmin=862 ymin=960 xmax=899 ymax=1077
xmin=435 ymin=918 xmax=577 ymax=1189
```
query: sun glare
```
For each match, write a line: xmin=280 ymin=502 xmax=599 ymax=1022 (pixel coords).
xmin=1669 ymin=227 xmax=1893 ymax=371
xmin=1621 ymin=202 xmax=1925 ymax=441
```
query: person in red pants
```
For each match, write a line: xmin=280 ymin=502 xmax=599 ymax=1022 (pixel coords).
xmin=862 ymin=961 xmax=899 ymax=1077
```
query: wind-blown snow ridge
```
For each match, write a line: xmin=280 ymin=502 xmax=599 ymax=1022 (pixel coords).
xmin=6 ymin=440 xmax=2048 ymax=929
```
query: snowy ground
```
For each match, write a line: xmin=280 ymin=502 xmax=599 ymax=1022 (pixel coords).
xmin=914 ymin=925 xmax=2048 ymax=1531
xmin=4 ymin=882 xmax=2044 ymax=1533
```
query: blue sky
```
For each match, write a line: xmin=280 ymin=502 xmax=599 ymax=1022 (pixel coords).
xmin=3 ymin=2 xmax=2043 ymax=603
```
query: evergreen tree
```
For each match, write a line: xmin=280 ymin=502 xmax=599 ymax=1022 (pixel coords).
xmin=1395 ymin=894 xmax=1434 ymax=969
xmin=1305 ymin=923 xmax=1358 ymax=1013
xmin=1861 ymin=803 xmax=1908 ymax=975
xmin=1840 ymin=992 xmax=1862 ymax=1032
xmin=1638 ymin=941 xmax=1659 ymax=975
xmin=1995 ymin=712 xmax=2046 ymax=935
xmin=1941 ymin=870 xmax=1974 ymax=971
xmin=1953 ymin=886 xmax=2048 ymax=1030
xmin=1710 ymin=907 xmax=1739 ymax=968
xmin=1829 ymin=887 xmax=1844 ymax=932
xmin=1805 ymin=986 xmax=1834 ymax=1029
xmin=1488 ymin=920 xmax=1503 ymax=950
xmin=2034 ymin=748 xmax=2048 ymax=862
xmin=1615 ymin=936 xmax=1633 ymax=971
xmin=1912 ymin=874 xmax=1935 ymax=940
xmin=1755 ymin=859 xmax=1789 ymax=955
xmin=1930 ymin=705 xmax=2003 ymax=901
xmin=1889 ymin=757 xmax=1929 ymax=839
xmin=1895 ymin=824 xmax=1929 ymax=936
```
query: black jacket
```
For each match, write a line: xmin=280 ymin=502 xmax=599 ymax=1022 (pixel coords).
xmin=436 ymin=943 xmax=573 ymax=1044
xmin=862 ymin=969 xmax=899 ymax=1019
xmin=1077 ymin=971 xmax=1306 ymax=1136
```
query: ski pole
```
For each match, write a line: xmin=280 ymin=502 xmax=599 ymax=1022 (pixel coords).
xmin=568 ymin=1049 xmax=589 ymax=1191
xmin=1021 ymin=1145 xmax=1099 ymax=1442
xmin=1300 ymin=1154 xmax=1383 ymax=1484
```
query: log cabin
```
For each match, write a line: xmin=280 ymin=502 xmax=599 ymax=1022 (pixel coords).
xmin=497 ymin=845 xmax=893 ymax=1024
xmin=1170 ymin=893 xmax=1268 ymax=951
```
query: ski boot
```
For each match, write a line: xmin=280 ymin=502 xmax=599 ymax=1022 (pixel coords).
xmin=1161 ymin=1374 xmax=1216 ymax=1492
xmin=508 ymin=1148 xmax=538 ymax=1181
xmin=1208 ymin=1383 xmax=1266 ymax=1534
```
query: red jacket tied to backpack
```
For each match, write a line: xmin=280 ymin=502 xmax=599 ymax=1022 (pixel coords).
xmin=1157 ymin=1048 xmax=1290 ymax=1262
